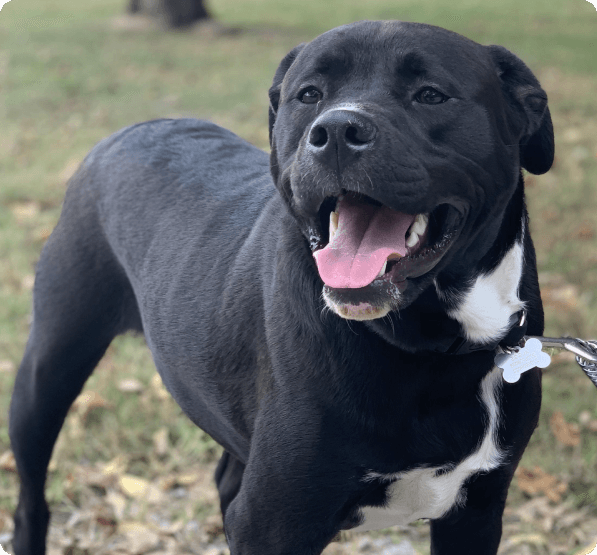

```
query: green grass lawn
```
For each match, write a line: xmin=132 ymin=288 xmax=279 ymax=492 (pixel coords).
xmin=0 ymin=0 xmax=596 ymax=553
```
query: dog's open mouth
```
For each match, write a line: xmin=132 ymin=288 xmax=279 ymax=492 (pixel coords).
xmin=311 ymin=192 xmax=461 ymax=315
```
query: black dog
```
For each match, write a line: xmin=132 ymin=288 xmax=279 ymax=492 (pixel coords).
xmin=9 ymin=20 xmax=553 ymax=555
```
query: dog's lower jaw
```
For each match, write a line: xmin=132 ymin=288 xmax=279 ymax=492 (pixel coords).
xmin=322 ymin=287 xmax=395 ymax=321
xmin=327 ymin=300 xmax=392 ymax=321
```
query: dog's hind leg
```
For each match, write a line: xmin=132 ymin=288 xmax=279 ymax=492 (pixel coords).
xmin=8 ymin=194 xmax=141 ymax=555
xmin=214 ymin=451 xmax=245 ymax=521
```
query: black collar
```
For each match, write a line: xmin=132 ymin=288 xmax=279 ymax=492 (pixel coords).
xmin=436 ymin=310 xmax=527 ymax=356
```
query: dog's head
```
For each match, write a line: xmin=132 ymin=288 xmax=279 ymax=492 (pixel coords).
xmin=268 ymin=21 xmax=553 ymax=327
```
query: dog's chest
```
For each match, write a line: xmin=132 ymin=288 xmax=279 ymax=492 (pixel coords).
xmin=352 ymin=366 xmax=504 ymax=532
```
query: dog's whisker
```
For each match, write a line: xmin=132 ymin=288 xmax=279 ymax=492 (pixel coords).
xmin=344 ymin=319 xmax=358 ymax=335
xmin=318 ymin=293 xmax=332 ymax=322
xmin=360 ymin=164 xmax=374 ymax=191
xmin=385 ymin=314 xmax=396 ymax=337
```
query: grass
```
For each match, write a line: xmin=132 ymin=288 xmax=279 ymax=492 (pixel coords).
xmin=0 ymin=0 xmax=596 ymax=553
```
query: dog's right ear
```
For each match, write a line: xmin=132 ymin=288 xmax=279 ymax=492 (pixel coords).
xmin=268 ymin=44 xmax=305 ymax=146
xmin=487 ymin=45 xmax=554 ymax=175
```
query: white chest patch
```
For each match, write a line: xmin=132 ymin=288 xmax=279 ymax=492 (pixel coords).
xmin=442 ymin=241 xmax=526 ymax=345
xmin=354 ymin=366 xmax=504 ymax=532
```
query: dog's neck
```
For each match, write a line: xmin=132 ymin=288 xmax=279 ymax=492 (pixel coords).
xmin=435 ymin=175 xmax=528 ymax=347
xmin=364 ymin=176 xmax=528 ymax=354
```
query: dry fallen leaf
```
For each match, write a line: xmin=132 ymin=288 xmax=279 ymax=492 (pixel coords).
xmin=0 ymin=450 xmax=16 ymax=472
xmin=203 ymin=514 xmax=224 ymax=541
xmin=0 ymin=508 xmax=14 ymax=532
xmin=562 ymin=127 xmax=582 ymax=143
xmin=33 ymin=226 xmax=53 ymax=242
xmin=119 ymin=475 xmax=150 ymax=498
xmin=156 ymin=475 xmax=179 ymax=492
xmin=66 ymin=412 xmax=84 ymax=440
xmin=11 ymin=201 xmax=40 ymax=222
xmin=72 ymin=390 xmax=111 ymax=420
xmin=152 ymin=519 xmax=184 ymax=535
xmin=119 ymin=521 xmax=160 ymax=553
xmin=176 ymin=472 xmax=199 ymax=486
xmin=579 ymin=410 xmax=592 ymax=426
xmin=515 ymin=466 xmax=568 ymax=503
xmin=71 ymin=464 xmax=115 ymax=489
xmin=150 ymin=373 xmax=170 ymax=401
xmin=0 ymin=360 xmax=15 ymax=373
xmin=100 ymin=455 xmax=128 ymax=477
xmin=550 ymin=411 xmax=581 ymax=447
xmin=518 ymin=497 xmax=572 ymax=534
xmin=106 ymin=490 xmax=127 ymax=521
xmin=508 ymin=533 xmax=548 ymax=547
xmin=578 ymin=411 xmax=597 ymax=433
xmin=515 ymin=496 xmax=553 ymax=523
xmin=95 ymin=512 xmax=117 ymax=529
xmin=557 ymin=506 xmax=591 ymax=531
xmin=48 ymin=455 xmax=58 ymax=472
xmin=153 ymin=427 xmax=169 ymax=456
xmin=117 ymin=377 xmax=144 ymax=393
xmin=145 ymin=484 xmax=165 ymax=504
xmin=20 ymin=274 xmax=35 ymax=291
xmin=59 ymin=158 xmax=81 ymax=185
xmin=575 ymin=222 xmax=595 ymax=241
xmin=118 ymin=475 xmax=164 ymax=504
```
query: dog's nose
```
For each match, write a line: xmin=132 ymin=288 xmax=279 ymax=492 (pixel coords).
xmin=307 ymin=109 xmax=377 ymax=166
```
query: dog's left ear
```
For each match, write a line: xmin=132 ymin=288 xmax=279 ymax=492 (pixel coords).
xmin=268 ymin=44 xmax=305 ymax=146
xmin=487 ymin=45 xmax=554 ymax=175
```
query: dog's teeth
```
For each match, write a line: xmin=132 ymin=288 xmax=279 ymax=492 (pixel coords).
xmin=377 ymin=260 xmax=387 ymax=278
xmin=411 ymin=213 xmax=429 ymax=236
xmin=406 ymin=231 xmax=419 ymax=248
xmin=329 ymin=210 xmax=339 ymax=241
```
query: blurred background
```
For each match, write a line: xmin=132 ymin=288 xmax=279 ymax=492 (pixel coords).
xmin=0 ymin=0 xmax=596 ymax=553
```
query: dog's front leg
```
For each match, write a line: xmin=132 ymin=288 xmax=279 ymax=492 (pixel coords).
xmin=430 ymin=369 xmax=541 ymax=555
xmin=429 ymin=466 xmax=515 ymax=555
xmin=222 ymin=402 xmax=356 ymax=555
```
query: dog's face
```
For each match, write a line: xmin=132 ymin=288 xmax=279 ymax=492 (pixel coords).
xmin=269 ymin=21 xmax=553 ymax=322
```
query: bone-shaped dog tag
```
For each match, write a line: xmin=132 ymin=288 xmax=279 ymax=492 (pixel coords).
xmin=494 ymin=338 xmax=551 ymax=383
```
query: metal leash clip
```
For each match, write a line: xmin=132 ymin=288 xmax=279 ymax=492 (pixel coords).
xmin=527 ymin=336 xmax=597 ymax=365
xmin=495 ymin=334 xmax=597 ymax=388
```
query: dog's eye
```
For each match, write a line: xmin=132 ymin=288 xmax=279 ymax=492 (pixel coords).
xmin=415 ymin=87 xmax=449 ymax=105
xmin=300 ymin=87 xmax=323 ymax=104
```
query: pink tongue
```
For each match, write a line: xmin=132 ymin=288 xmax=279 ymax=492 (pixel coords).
xmin=313 ymin=196 xmax=415 ymax=289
